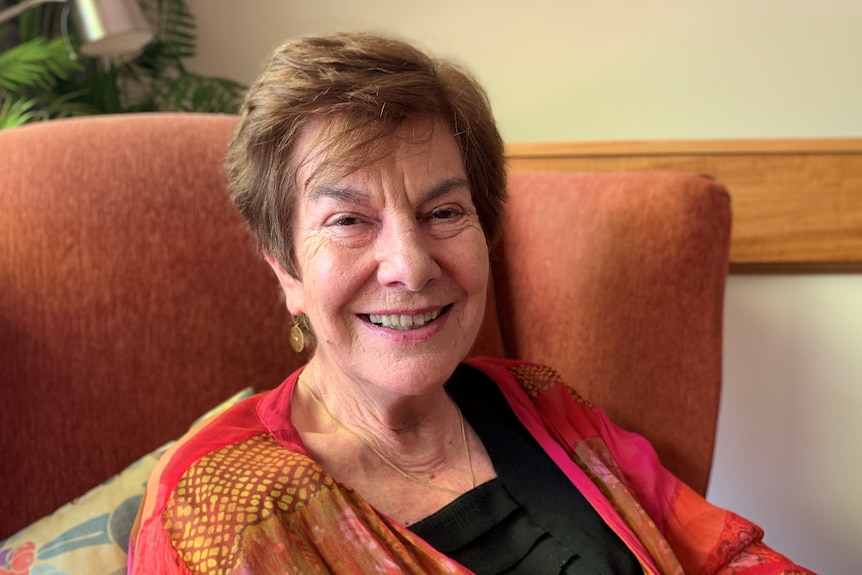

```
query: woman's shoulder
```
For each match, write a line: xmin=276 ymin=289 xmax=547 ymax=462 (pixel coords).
xmin=464 ymin=357 xmax=592 ymax=406
xmin=143 ymin=370 xmax=310 ymax=515
xmin=138 ymin=393 xmax=272 ymax=508
xmin=130 ymin=392 xmax=272 ymax=554
xmin=129 ymin=388 xmax=339 ymax=573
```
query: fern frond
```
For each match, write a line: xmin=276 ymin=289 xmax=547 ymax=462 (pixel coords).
xmin=0 ymin=37 xmax=81 ymax=93
xmin=0 ymin=96 xmax=40 ymax=129
xmin=154 ymin=73 xmax=245 ymax=113
xmin=139 ymin=0 xmax=197 ymax=60
xmin=39 ymin=88 xmax=97 ymax=118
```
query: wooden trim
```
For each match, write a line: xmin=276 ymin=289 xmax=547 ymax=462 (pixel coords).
xmin=506 ymin=138 xmax=862 ymax=157
xmin=730 ymin=262 xmax=862 ymax=275
xmin=505 ymin=139 xmax=862 ymax=273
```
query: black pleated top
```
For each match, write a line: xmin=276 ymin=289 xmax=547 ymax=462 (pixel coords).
xmin=409 ymin=364 xmax=643 ymax=574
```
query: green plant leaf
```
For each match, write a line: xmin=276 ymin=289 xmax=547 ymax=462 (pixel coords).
xmin=41 ymin=88 xmax=97 ymax=118
xmin=0 ymin=37 xmax=81 ymax=93
xmin=0 ymin=96 xmax=39 ymax=129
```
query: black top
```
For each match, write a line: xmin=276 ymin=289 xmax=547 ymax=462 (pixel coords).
xmin=409 ymin=364 xmax=643 ymax=574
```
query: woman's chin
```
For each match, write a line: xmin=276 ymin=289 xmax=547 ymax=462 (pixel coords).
xmin=326 ymin=347 xmax=465 ymax=399
xmin=362 ymin=322 xmax=475 ymax=371
xmin=363 ymin=352 xmax=463 ymax=390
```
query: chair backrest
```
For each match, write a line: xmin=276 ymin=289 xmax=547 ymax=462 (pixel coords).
xmin=0 ymin=114 xmax=308 ymax=538
xmin=495 ymin=171 xmax=731 ymax=494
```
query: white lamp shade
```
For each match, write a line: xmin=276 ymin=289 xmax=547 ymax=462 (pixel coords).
xmin=71 ymin=0 xmax=153 ymax=57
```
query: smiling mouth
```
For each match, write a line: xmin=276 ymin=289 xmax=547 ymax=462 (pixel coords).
xmin=364 ymin=305 xmax=451 ymax=331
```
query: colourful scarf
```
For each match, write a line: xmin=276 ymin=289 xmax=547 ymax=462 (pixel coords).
xmin=129 ymin=358 xmax=812 ymax=574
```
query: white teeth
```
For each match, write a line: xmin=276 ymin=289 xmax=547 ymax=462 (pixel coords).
xmin=368 ymin=309 xmax=442 ymax=330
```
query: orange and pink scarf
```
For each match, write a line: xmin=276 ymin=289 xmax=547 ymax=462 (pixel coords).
xmin=129 ymin=358 xmax=812 ymax=574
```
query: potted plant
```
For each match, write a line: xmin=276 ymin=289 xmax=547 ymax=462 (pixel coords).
xmin=0 ymin=0 xmax=246 ymax=129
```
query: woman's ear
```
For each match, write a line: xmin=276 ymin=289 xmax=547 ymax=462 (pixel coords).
xmin=264 ymin=254 xmax=304 ymax=316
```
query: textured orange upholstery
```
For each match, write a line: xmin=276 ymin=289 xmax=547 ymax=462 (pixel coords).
xmin=496 ymin=172 xmax=730 ymax=494
xmin=0 ymin=114 xmax=304 ymax=538
xmin=0 ymin=114 xmax=729 ymax=538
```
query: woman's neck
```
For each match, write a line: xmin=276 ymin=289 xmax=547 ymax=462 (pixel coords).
xmin=296 ymin=357 xmax=461 ymax=465
xmin=292 ymin=358 xmax=496 ymax=523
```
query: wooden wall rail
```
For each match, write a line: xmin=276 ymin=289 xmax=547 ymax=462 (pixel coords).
xmin=505 ymin=139 xmax=862 ymax=273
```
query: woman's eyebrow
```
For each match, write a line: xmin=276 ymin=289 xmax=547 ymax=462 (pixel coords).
xmin=307 ymin=186 xmax=372 ymax=207
xmin=421 ymin=177 xmax=470 ymax=204
xmin=307 ymin=177 xmax=469 ymax=206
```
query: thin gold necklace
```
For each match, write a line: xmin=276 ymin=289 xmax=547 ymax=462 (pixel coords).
xmin=299 ymin=377 xmax=475 ymax=497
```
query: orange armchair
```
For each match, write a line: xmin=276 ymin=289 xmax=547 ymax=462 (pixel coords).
xmin=0 ymin=114 xmax=730 ymax=540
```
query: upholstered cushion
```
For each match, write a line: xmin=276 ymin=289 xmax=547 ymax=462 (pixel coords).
xmin=495 ymin=171 xmax=730 ymax=493
xmin=0 ymin=388 xmax=253 ymax=574
xmin=0 ymin=114 xmax=302 ymax=538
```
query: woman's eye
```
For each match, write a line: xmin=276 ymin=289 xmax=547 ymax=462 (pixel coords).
xmin=324 ymin=213 xmax=364 ymax=227
xmin=334 ymin=216 xmax=361 ymax=226
xmin=430 ymin=206 xmax=463 ymax=220
xmin=321 ymin=213 xmax=374 ymax=244
xmin=421 ymin=205 xmax=470 ymax=238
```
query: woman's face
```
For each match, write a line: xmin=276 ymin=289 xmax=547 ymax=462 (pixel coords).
xmin=269 ymin=119 xmax=489 ymax=396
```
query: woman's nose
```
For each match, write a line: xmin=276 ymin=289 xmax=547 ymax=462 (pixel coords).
xmin=375 ymin=218 xmax=441 ymax=290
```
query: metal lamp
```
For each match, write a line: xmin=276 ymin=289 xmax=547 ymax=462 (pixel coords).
xmin=0 ymin=0 xmax=153 ymax=57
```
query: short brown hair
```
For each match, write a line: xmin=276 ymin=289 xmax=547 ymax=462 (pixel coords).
xmin=225 ymin=32 xmax=506 ymax=277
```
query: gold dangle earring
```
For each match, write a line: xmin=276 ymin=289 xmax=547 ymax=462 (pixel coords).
xmin=289 ymin=318 xmax=305 ymax=353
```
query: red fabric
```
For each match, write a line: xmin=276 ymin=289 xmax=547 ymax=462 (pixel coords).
xmin=470 ymin=358 xmax=812 ymax=575
xmin=130 ymin=359 xmax=811 ymax=574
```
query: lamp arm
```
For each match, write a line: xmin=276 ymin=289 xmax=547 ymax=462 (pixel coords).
xmin=0 ymin=0 xmax=67 ymax=26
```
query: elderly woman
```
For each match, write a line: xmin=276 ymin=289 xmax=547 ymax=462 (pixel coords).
xmin=130 ymin=33 xmax=811 ymax=574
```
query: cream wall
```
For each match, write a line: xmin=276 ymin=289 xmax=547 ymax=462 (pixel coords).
xmin=188 ymin=2 xmax=862 ymax=572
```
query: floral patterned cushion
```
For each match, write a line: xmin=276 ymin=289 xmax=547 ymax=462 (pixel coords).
xmin=0 ymin=388 xmax=253 ymax=575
